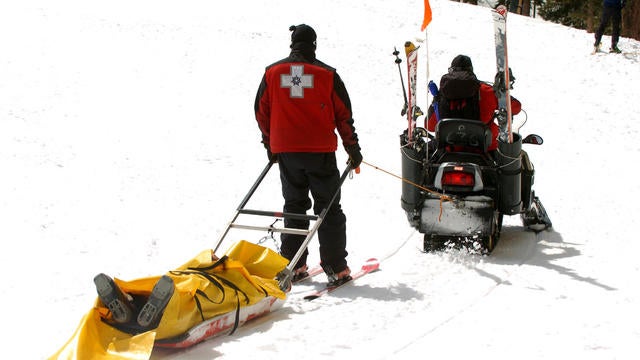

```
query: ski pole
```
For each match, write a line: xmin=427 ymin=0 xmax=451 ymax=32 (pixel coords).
xmin=393 ymin=47 xmax=408 ymax=117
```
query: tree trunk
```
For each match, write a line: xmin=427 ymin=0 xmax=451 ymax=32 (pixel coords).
xmin=623 ymin=1 xmax=640 ymax=41
xmin=522 ymin=0 xmax=531 ymax=16
xmin=586 ymin=0 xmax=595 ymax=32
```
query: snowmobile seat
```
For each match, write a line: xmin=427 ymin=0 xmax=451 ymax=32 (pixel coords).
xmin=429 ymin=118 xmax=494 ymax=166
xmin=435 ymin=118 xmax=492 ymax=153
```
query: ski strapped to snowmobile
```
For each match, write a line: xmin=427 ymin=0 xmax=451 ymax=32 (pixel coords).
xmin=403 ymin=41 xmax=423 ymax=146
xmin=212 ymin=160 xmax=353 ymax=292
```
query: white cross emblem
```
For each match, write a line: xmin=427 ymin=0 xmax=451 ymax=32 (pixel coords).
xmin=281 ymin=65 xmax=314 ymax=98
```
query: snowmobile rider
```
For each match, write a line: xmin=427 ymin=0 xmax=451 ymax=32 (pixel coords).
xmin=426 ymin=55 xmax=550 ymax=230
xmin=254 ymin=24 xmax=362 ymax=284
xmin=426 ymin=54 xmax=521 ymax=152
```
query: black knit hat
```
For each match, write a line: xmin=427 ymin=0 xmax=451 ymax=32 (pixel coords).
xmin=289 ymin=24 xmax=317 ymax=47
xmin=449 ymin=54 xmax=473 ymax=72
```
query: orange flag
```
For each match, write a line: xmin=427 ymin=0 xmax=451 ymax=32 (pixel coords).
xmin=421 ymin=0 xmax=432 ymax=31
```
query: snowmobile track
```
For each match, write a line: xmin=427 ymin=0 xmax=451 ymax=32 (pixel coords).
xmin=386 ymin=226 xmax=541 ymax=356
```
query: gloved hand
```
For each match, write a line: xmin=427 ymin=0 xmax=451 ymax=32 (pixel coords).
xmin=345 ymin=144 xmax=362 ymax=169
xmin=621 ymin=0 xmax=626 ymax=8
xmin=267 ymin=149 xmax=278 ymax=163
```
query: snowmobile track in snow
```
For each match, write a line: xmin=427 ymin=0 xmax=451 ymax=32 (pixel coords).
xmin=385 ymin=226 xmax=542 ymax=356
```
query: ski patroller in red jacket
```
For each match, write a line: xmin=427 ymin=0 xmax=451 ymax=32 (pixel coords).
xmin=254 ymin=52 xmax=359 ymax=154
xmin=426 ymin=82 xmax=521 ymax=151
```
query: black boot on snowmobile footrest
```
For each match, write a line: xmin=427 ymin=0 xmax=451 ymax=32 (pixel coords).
xmin=522 ymin=196 xmax=552 ymax=232
xmin=137 ymin=275 xmax=175 ymax=328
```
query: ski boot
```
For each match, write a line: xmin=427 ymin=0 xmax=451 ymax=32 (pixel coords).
xmin=137 ymin=275 xmax=175 ymax=328
xmin=610 ymin=45 xmax=622 ymax=54
xmin=291 ymin=264 xmax=309 ymax=282
xmin=593 ymin=42 xmax=602 ymax=54
xmin=323 ymin=265 xmax=352 ymax=287
xmin=94 ymin=273 xmax=136 ymax=324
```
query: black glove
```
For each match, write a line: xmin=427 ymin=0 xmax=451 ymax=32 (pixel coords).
xmin=267 ymin=149 xmax=278 ymax=163
xmin=345 ymin=144 xmax=362 ymax=169
xmin=621 ymin=0 xmax=626 ymax=8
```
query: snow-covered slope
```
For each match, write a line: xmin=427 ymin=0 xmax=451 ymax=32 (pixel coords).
xmin=2 ymin=0 xmax=640 ymax=359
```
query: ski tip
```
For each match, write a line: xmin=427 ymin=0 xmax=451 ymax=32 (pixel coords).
xmin=362 ymin=258 xmax=380 ymax=272
xmin=404 ymin=41 xmax=418 ymax=55
xmin=303 ymin=294 xmax=320 ymax=301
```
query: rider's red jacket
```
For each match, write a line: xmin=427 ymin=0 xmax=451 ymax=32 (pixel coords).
xmin=427 ymin=83 xmax=521 ymax=151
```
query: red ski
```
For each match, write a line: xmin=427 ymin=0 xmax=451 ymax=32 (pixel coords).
xmin=292 ymin=264 xmax=324 ymax=283
xmin=303 ymin=258 xmax=380 ymax=301
xmin=404 ymin=42 xmax=420 ymax=142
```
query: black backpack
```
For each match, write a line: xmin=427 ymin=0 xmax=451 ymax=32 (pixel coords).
xmin=435 ymin=70 xmax=481 ymax=121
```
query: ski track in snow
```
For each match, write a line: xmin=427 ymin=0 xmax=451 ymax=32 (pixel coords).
xmin=389 ymin=228 xmax=538 ymax=355
xmin=149 ymin=221 xmax=544 ymax=359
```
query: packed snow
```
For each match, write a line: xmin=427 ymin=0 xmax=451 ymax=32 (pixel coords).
xmin=2 ymin=0 xmax=640 ymax=359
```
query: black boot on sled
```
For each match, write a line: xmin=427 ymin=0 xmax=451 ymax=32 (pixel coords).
xmin=137 ymin=275 xmax=175 ymax=328
xmin=94 ymin=273 xmax=136 ymax=324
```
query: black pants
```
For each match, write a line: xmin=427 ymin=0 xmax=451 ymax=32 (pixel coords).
xmin=595 ymin=5 xmax=621 ymax=47
xmin=277 ymin=152 xmax=348 ymax=273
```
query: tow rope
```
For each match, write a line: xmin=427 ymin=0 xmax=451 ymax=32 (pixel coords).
xmin=360 ymin=160 xmax=452 ymax=221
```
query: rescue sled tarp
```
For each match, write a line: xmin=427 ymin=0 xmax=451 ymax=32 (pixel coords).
xmin=50 ymin=240 xmax=288 ymax=360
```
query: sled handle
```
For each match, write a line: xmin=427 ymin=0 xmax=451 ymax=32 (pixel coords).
xmin=213 ymin=161 xmax=275 ymax=253
xmin=236 ymin=161 xmax=275 ymax=212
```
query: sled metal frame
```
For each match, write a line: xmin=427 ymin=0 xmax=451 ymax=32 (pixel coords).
xmin=212 ymin=160 xmax=351 ymax=290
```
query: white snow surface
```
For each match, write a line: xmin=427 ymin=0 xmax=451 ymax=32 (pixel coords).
xmin=2 ymin=0 xmax=640 ymax=359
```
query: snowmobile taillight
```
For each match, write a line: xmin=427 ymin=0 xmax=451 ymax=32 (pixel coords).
xmin=434 ymin=162 xmax=484 ymax=192
xmin=442 ymin=170 xmax=475 ymax=187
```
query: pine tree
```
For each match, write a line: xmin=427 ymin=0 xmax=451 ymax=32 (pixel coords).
xmin=538 ymin=0 xmax=639 ymax=42
xmin=454 ymin=0 xmax=638 ymax=41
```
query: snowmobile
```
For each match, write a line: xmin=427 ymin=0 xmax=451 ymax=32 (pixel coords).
xmin=395 ymin=35 xmax=551 ymax=254
xmin=400 ymin=119 xmax=552 ymax=253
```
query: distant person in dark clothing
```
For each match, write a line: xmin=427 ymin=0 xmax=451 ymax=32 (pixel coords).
xmin=594 ymin=0 xmax=627 ymax=53
xmin=254 ymin=24 xmax=362 ymax=285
